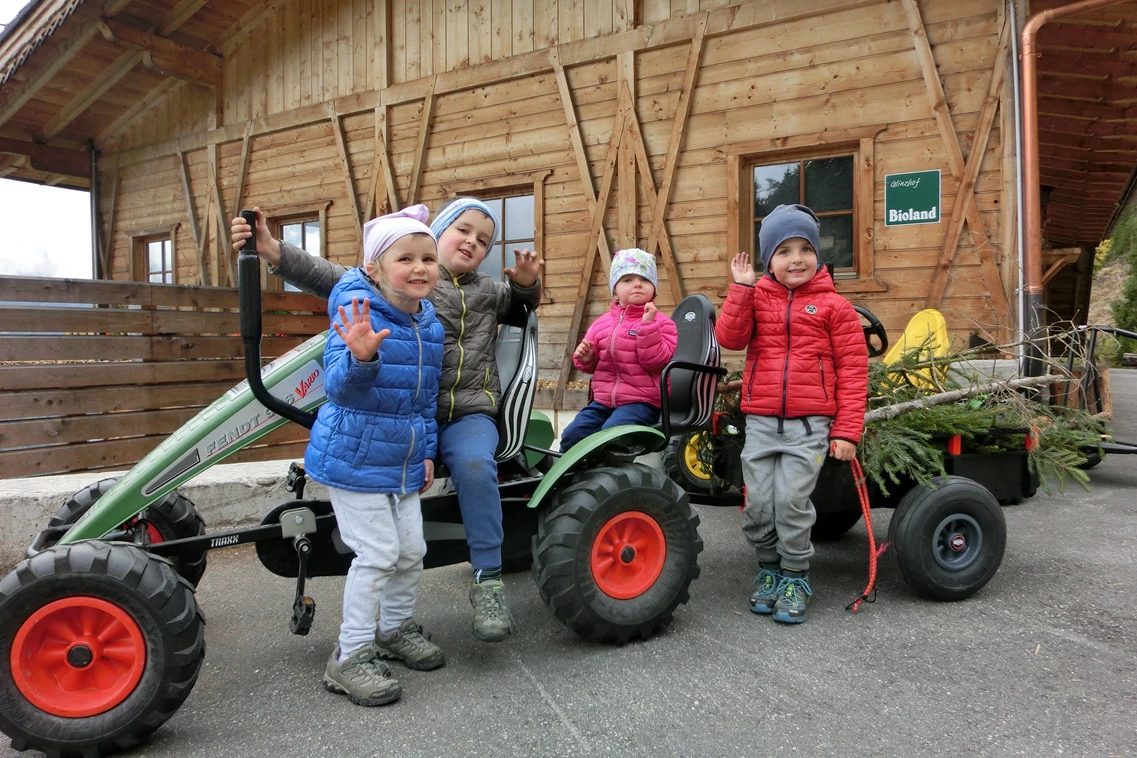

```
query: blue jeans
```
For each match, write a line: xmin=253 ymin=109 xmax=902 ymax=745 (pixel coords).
xmin=559 ymin=401 xmax=660 ymax=452
xmin=437 ymin=413 xmax=502 ymax=570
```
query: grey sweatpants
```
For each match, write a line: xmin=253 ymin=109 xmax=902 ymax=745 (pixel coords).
xmin=330 ymin=486 xmax=426 ymax=657
xmin=740 ymin=415 xmax=832 ymax=572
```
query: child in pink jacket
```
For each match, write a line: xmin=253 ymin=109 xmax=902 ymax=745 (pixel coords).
xmin=559 ymin=249 xmax=679 ymax=451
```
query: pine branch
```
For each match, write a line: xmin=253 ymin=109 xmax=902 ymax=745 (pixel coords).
xmin=864 ymin=374 xmax=1063 ymax=423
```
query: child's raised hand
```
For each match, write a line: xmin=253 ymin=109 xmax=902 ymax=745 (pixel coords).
xmin=574 ymin=338 xmax=595 ymax=365
xmin=332 ymin=297 xmax=390 ymax=362
xmin=730 ymin=252 xmax=757 ymax=286
xmin=829 ymin=439 xmax=857 ymax=462
xmin=642 ymin=302 xmax=658 ymax=322
xmin=503 ymin=247 xmax=543 ymax=287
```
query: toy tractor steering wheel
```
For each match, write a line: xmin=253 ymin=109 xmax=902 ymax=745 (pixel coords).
xmin=853 ymin=305 xmax=888 ymax=358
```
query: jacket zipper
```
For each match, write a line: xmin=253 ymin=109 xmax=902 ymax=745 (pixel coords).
xmin=447 ymin=275 xmax=466 ymax=422
xmin=402 ymin=319 xmax=423 ymax=493
xmin=609 ymin=308 xmax=625 ymax=407
xmin=780 ymin=290 xmax=794 ymax=419
xmin=482 ymin=366 xmax=495 ymax=406
xmin=818 ymin=357 xmax=828 ymax=402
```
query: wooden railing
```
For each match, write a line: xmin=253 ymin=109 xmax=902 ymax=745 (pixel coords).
xmin=0 ymin=276 xmax=327 ymax=478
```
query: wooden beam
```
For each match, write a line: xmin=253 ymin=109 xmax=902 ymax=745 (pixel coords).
xmin=926 ymin=18 xmax=1011 ymax=310
xmin=644 ymin=12 xmax=707 ymax=301
xmin=101 ymin=168 xmax=119 ymax=278
xmin=0 ymin=25 xmax=101 ymax=130
xmin=37 ymin=50 xmax=143 ymax=141
xmin=97 ymin=78 xmax=181 ymax=145
xmin=217 ymin=0 xmax=290 ymax=55
xmin=903 ymin=0 xmax=1009 ymax=335
xmin=98 ymin=18 xmax=221 ymax=87
xmin=617 ymin=51 xmax=636 ymax=250
xmin=209 ymin=147 xmax=234 ymax=287
xmin=160 ymin=0 xmax=208 ymax=34
xmin=406 ymin=76 xmax=437 ymax=206
xmin=0 ymin=137 xmax=90 ymax=177
xmin=176 ymin=149 xmax=202 ymax=281
xmin=550 ymin=46 xmax=613 ymax=270
xmin=0 ymin=155 xmax=27 ymax=178
xmin=377 ymin=104 xmax=400 ymax=213
xmin=328 ymin=104 xmax=363 ymax=245
xmin=555 ymin=106 xmax=627 ymax=409
xmin=229 ymin=123 xmax=255 ymax=226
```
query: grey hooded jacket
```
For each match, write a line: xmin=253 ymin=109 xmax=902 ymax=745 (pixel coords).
xmin=271 ymin=240 xmax=541 ymax=422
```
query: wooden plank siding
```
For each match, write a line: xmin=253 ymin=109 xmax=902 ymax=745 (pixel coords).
xmin=0 ymin=276 xmax=324 ymax=477
xmin=94 ymin=0 xmax=1013 ymax=408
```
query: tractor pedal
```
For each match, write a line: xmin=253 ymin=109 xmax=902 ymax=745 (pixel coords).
xmin=290 ymin=596 xmax=316 ymax=635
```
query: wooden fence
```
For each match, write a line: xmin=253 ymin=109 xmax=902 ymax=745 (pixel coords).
xmin=0 ymin=276 xmax=326 ymax=478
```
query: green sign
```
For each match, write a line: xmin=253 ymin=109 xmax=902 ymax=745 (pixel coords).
xmin=884 ymin=169 xmax=941 ymax=226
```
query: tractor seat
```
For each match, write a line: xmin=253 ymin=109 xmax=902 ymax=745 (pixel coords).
xmin=493 ymin=303 xmax=539 ymax=461
xmin=658 ymin=294 xmax=723 ymax=439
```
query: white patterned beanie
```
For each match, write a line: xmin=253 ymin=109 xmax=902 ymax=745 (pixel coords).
xmin=609 ymin=248 xmax=658 ymax=295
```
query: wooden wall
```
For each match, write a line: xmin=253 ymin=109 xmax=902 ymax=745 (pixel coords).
xmin=100 ymin=0 xmax=1015 ymax=400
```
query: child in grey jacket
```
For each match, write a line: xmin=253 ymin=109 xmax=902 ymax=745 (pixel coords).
xmin=233 ymin=198 xmax=542 ymax=642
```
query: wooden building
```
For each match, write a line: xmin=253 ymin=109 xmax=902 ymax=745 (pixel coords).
xmin=1 ymin=0 xmax=1135 ymax=474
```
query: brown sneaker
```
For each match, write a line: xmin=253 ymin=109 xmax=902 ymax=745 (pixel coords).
xmin=375 ymin=619 xmax=445 ymax=671
xmin=322 ymin=645 xmax=401 ymax=706
xmin=469 ymin=579 xmax=517 ymax=643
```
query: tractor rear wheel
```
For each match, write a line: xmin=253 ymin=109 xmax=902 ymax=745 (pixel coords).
xmin=0 ymin=542 xmax=205 ymax=758
xmin=662 ymin=432 xmax=715 ymax=493
xmin=52 ymin=478 xmax=208 ymax=587
xmin=533 ymin=464 xmax=701 ymax=644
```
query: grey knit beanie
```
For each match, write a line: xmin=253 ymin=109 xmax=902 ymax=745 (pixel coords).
xmin=758 ymin=204 xmax=821 ymax=270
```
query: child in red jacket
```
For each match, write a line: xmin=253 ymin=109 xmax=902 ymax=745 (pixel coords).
xmin=715 ymin=204 xmax=868 ymax=624
xmin=560 ymin=249 xmax=678 ymax=451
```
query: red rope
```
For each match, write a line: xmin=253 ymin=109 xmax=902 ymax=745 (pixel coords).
xmin=846 ymin=458 xmax=888 ymax=613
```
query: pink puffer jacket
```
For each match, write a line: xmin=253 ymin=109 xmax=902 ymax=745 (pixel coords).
xmin=574 ymin=302 xmax=679 ymax=409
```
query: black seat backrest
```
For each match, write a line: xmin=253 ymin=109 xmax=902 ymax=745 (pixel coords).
xmin=664 ymin=294 xmax=720 ymax=435
xmin=494 ymin=304 xmax=539 ymax=461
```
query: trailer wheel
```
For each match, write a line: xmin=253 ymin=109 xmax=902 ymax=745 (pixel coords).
xmin=812 ymin=510 xmax=862 ymax=541
xmin=888 ymin=476 xmax=1006 ymax=601
xmin=52 ymin=478 xmax=208 ymax=587
xmin=662 ymin=432 xmax=715 ymax=493
xmin=533 ymin=464 xmax=702 ymax=643
xmin=0 ymin=542 xmax=205 ymax=758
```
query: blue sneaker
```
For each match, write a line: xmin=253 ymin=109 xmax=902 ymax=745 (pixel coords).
xmin=749 ymin=565 xmax=781 ymax=614
xmin=772 ymin=570 xmax=812 ymax=624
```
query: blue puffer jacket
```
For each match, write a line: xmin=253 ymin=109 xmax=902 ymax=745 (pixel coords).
xmin=304 ymin=268 xmax=444 ymax=494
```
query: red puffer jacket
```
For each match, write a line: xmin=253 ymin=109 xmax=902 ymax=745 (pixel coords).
xmin=574 ymin=301 xmax=679 ymax=409
xmin=715 ymin=267 xmax=869 ymax=443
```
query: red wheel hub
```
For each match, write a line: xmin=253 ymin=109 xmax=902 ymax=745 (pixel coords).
xmin=590 ymin=511 xmax=666 ymax=599
xmin=11 ymin=597 xmax=146 ymax=717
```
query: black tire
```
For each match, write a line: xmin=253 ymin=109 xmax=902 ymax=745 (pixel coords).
xmin=51 ymin=478 xmax=208 ymax=587
xmin=887 ymin=476 xmax=1006 ymax=601
xmin=1077 ymin=451 xmax=1102 ymax=470
xmin=533 ymin=464 xmax=702 ymax=643
xmin=662 ymin=431 xmax=715 ymax=493
xmin=0 ymin=542 xmax=205 ymax=758
xmin=812 ymin=510 xmax=862 ymax=541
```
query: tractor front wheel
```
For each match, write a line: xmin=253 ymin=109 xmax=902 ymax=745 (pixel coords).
xmin=52 ymin=478 xmax=208 ymax=587
xmin=888 ymin=476 xmax=1006 ymax=601
xmin=0 ymin=542 xmax=205 ymax=758
xmin=533 ymin=464 xmax=701 ymax=643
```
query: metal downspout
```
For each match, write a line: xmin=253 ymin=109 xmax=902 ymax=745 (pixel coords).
xmin=88 ymin=140 xmax=101 ymax=279
xmin=1020 ymin=0 xmax=1129 ymax=375
xmin=1008 ymin=0 xmax=1026 ymax=362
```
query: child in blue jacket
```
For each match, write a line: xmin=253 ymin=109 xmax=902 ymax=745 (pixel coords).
xmin=306 ymin=205 xmax=444 ymax=707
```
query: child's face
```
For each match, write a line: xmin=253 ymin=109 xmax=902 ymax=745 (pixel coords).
xmin=437 ymin=209 xmax=495 ymax=275
xmin=768 ymin=237 xmax=818 ymax=290
xmin=367 ymin=234 xmax=439 ymax=311
xmin=613 ymin=274 xmax=655 ymax=307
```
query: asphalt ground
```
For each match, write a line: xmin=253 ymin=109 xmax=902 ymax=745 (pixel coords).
xmin=4 ymin=371 xmax=1136 ymax=758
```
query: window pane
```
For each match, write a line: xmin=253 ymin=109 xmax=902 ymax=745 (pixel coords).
xmin=504 ymin=195 xmax=534 ymax=240
xmin=149 ymin=272 xmax=164 ymax=283
xmin=283 ymin=223 xmax=302 ymax=248
xmin=148 ymin=241 xmax=164 ymax=272
xmin=818 ymin=214 xmax=854 ymax=270
xmin=162 ymin=240 xmax=172 ymax=271
xmin=805 ymin=156 xmax=854 ymax=212
xmin=284 ymin=282 xmax=300 ymax=293
xmin=481 ymin=197 xmax=503 ymax=222
xmin=303 ymin=222 xmax=320 ymax=255
xmin=754 ymin=162 xmax=800 ymax=218
xmin=478 ymin=243 xmax=503 ymax=281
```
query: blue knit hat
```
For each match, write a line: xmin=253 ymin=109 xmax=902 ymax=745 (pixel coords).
xmin=430 ymin=197 xmax=500 ymax=250
xmin=609 ymin=248 xmax=658 ymax=295
xmin=758 ymin=204 xmax=821 ymax=271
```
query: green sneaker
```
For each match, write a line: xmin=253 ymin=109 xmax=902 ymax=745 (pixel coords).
xmin=469 ymin=579 xmax=516 ymax=643
xmin=749 ymin=565 xmax=781 ymax=615
xmin=376 ymin=619 xmax=445 ymax=671
xmin=322 ymin=645 xmax=401 ymax=706
xmin=772 ymin=570 xmax=812 ymax=624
